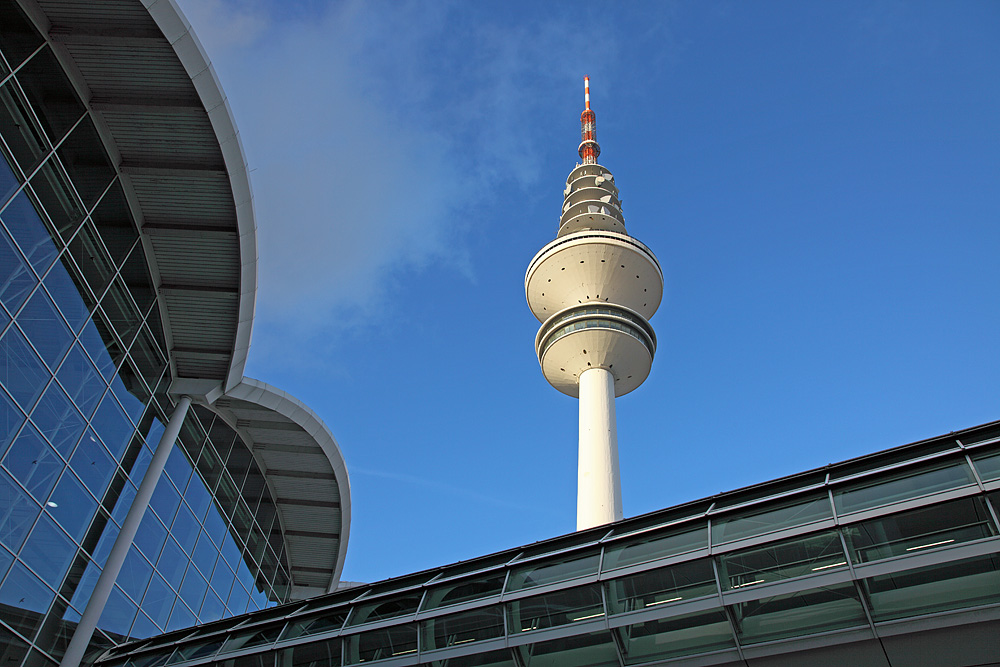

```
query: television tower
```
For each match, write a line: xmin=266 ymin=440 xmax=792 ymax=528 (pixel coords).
xmin=525 ymin=77 xmax=663 ymax=531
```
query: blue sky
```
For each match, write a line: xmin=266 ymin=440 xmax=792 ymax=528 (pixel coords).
xmin=174 ymin=0 xmax=1000 ymax=584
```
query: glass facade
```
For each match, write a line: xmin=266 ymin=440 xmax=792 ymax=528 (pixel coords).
xmin=98 ymin=422 xmax=1000 ymax=667
xmin=0 ymin=3 xmax=291 ymax=666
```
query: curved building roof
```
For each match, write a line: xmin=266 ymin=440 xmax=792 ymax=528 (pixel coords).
xmin=22 ymin=0 xmax=350 ymax=594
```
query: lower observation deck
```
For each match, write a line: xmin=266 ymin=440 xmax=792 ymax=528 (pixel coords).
xmin=96 ymin=420 xmax=1000 ymax=667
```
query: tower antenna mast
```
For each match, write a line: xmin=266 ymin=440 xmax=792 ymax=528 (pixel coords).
xmin=526 ymin=77 xmax=664 ymax=530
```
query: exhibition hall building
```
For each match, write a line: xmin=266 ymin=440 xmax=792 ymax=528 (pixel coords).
xmin=0 ymin=1 xmax=997 ymax=667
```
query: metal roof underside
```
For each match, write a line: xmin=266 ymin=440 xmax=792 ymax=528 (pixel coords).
xmin=217 ymin=379 xmax=351 ymax=598
xmin=35 ymin=0 xmax=256 ymax=391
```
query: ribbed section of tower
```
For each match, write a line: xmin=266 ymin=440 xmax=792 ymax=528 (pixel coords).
xmin=525 ymin=80 xmax=663 ymax=531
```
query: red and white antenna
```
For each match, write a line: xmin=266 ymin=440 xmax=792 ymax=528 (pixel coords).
xmin=579 ymin=76 xmax=600 ymax=164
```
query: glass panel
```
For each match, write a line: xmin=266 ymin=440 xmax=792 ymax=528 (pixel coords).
xmin=0 ymin=152 xmax=15 ymax=207
xmin=149 ymin=475 xmax=181 ymax=526
xmin=56 ymin=116 xmax=114 ymax=210
xmin=100 ymin=277 xmax=142 ymax=350
xmin=0 ymin=559 xmax=55 ymax=640
xmin=45 ymin=255 xmax=92 ymax=334
xmin=602 ymin=524 xmax=707 ymax=572
xmin=0 ymin=0 xmax=44 ymax=71
xmin=0 ymin=467 xmax=39 ymax=551
xmin=20 ymin=511 xmax=75 ymax=587
xmin=425 ymin=650 xmax=515 ymax=667
xmin=179 ymin=562 xmax=208 ymax=615
xmin=79 ymin=307 xmax=123 ymax=382
xmin=844 ymin=496 xmax=996 ymax=564
xmin=47 ymin=468 xmax=96 ymax=541
xmin=617 ymin=609 xmax=735 ymax=664
xmin=217 ymin=653 xmax=274 ymax=667
xmin=507 ymin=585 xmax=604 ymax=634
xmin=730 ymin=584 xmax=867 ymax=644
xmin=0 ymin=626 xmax=32 ymax=667
xmin=347 ymin=591 xmax=422 ymax=627
xmin=718 ymin=531 xmax=847 ymax=591
xmin=118 ymin=545 xmax=153 ymax=603
xmin=833 ymin=459 xmax=976 ymax=516
xmin=0 ymin=222 xmax=37 ymax=314
xmin=711 ymin=494 xmax=831 ymax=545
xmin=70 ymin=429 xmax=115 ymax=497
xmin=421 ymin=572 xmax=506 ymax=611
xmin=972 ymin=450 xmax=1000 ymax=482
xmin=505 ymin=550 xmax=600 ymax=592
xmin=2 ymin=188 xmax=58 ymax=274
xmin=140 ymin=572 xmax=174 ymax=628
xmin=516 ymin=631 xmax=618 ymax=667
xmin=118 ymin=243 xmax=155 ymax=317
xmin=421 ymin=606 xmax=504 ymax=652
xmin=17 ymin=47 xmax=85 ymax=146
xmin=607 ymin=558 xmax=716 ymax=614
xmin=68 ymin=218 xmax=115 ymax=308
xmin=57 ymin=343 xmax=105 ymax=419
xmin=166 ymin=600 xmax=195 ymax=632
xmin=0 ymin=79 xmax=47 ymax=171
xmin=863 ymin=554 xmax=1000 ymax=621
xmin=29 ymin=159 xmax=85 ymax=239
xmin=31 ymin=379 xmax=84 ymax=456
xmin=219 ymin=625 xmax=282 ymax=654
xmin=0 ymin=324 xmax=49 ymax=410
xmin=88 ymin=182 xmax=136 ymax=268
xmin=165 ymin=638 xmax=224 ymax=665
xmin=2 ymin=420 xmax=63 ymax=502
xmin=200 ymin=586 xmax=226 ymax=622
xmin=0 ymin=389 xmax=24 ymax=457
xmin=134 ymin=510 xmax=167 ymax=563
xmin=157 ymin=536 xmax=188 ymax=590
xmin=279 ymin=638 xmax=341 ymax=667
xmin=19 ymin=286 xmax=72 ymax=370
xmin=345 ymin=623 xmax=417 ymax=663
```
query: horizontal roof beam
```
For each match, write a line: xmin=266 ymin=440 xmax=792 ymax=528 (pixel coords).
xmin=142 ymin=223 xmax=238 ymax=237
xmin=159 ymin=284 xmax=239 ymax=296
xmin=122 ymin=163 xmax=228 ymax=179
xmin=49 ymin=25 xmax=166 ymax=45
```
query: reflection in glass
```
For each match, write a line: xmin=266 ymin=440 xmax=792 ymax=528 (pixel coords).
xmin=425 ymin=649 xmax=515 ymax=667
xmin=863 ymin=554 xmax=1000 ymax=622
xmin=516 ymin=631 xmax=618 ymax=667
xmin=32 ymin=379 xmax=85 ymax=456
xmin=616 ymin=609 xmax=734 ymax=664
xmin=219 ymin=624 xmax=282 ymax=655
xmin=505 ymin=551 xmax=599 ymax=592
xmin=602 ymin=525 xmax=706 ymax=572
xmin=421 ymin=606 xmax=504 ymax=652
xmin=279 ymin=638 xmax=341 ymax=667
xmin=833 ymin=459 xmax=976 ymax=516
xmin=718 ymin=531 xmax=847 ymax=590
xmin=345 ymin=623 xmax=418 ymax=663
xmin=0 ymin=325 xmax=49 ymax=410
xmin=607 ymin=559 xmax=716 ymax=614
xmin=711 ymin=494 xmax=831 ymax=545
xmin=3 ymin=420 xmax=63 ymax=502
xmin=19 ymin=286 xmax=72 ymax=369
xmin=20 ymin=512 xmax=75 ymax=587
xmin=0 ymin=467 xmax=39 ymax=551
xmin=0 ymin=560 xmax=55 ymax=643
xmin=730 ymin=584 xmax=866 ymax=644
xmin=507 ymin=585 xmax=604 ymax=633
xmin=844 ymin=496 xmax=996 ymax=564
xmin=422 ymin=572 xmax=506 ymax=611
xmin=47 ymin=469 xmax=96 ymax=541
xmin=972 ymin=450 xmax=1000 ymax=482
xmin=347 ymin=591 xmax=422 ymax=627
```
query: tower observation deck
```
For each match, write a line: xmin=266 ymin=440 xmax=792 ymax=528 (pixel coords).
xmin=526 ymin=78 xmax=663 ymax=531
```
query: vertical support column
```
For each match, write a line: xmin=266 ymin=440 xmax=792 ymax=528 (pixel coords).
xmin=577 ymin=368 xmax=622 ymax=530
xmin=60 ymin=396 xmax=192 ymax=667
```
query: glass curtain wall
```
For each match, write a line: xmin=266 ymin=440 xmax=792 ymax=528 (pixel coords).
xmin=0 ymin=4 xmax=288 ymax=667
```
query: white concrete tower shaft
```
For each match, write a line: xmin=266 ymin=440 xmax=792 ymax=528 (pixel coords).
xmin=525 ymin=78 xmax=663 ymax=531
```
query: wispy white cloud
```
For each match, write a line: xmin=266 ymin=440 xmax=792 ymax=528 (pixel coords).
xmin=175 ymin=0 xmax=619 ymax=366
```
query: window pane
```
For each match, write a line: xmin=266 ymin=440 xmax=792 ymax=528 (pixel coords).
xmin=0 ymin=0 xmax=44 ymax=72
xmin=507 ymin=585 xmax=604 ymax=634
xmin=0 ymin=390 xmax=24 ymax=458
xmin=602 ymin=524 xmax=707 ymax=572
xmin=712 ymin=494 xmax=831 ymax=545
xmin=70 ymin=429 xmax=115 ymax=497
xmin=219 ymin=624 xmax=282 ymax=654
xmin=345 ymin=623 xmax=417 ymax=663
xmin=19 ymin=286 xmax=72 ymax=370
xmin=347 ymin=591 xmax=421 ymax=627
xmin=279 ymin=639 xmax=341 ymax=667
xmin=844 ymin=496 xmax=996 ymax=564
xmin=0 ymin=559 xmax=54 ymax=639
xmin=616 ymin=609 xmax=735 ymax=664
xmin=422 ymin=572 xmax=505 ymax=611
xmin=19 ymin=511 xmax=75 ymax=587
xmin=506 ymin=551 xmax=600 ymax=592
xmin=730 ymin=584 xmax=866 ymax=644
xmin=0 ymin=79 xmax=47 ymax=171
xmin=166 ymin=599 xmax=195 ymax=632
xmin=607 ymin=558 xmax=716 ymax=614
xmin=29 ymin=159 xmax=85 ymax=240
xmin=56 ymin=117 xmax=114 ymax=210
xmin=118 ymin=546 xmax=153 ymax=603
xmin=0 ymin=467 xmax=39 ymax=551
xmin=17 ymin=47 xmax=85 ymax=146
xmin=0 ymin=325 xmax=49 ymax=411
xmin=3 ymin=420 xmax=63 ymax=502
xmin=281 ymin=610 xmax=348 ymax=640
xmin=31 ymin=379 xmax=84 ymax=456
xmin=57 ymin=344 xmax=104 ymax=419
xmin=517 ymin=631 xmax=617 ymax=667
xmin=92 ymin=391 xmax=135 ymax=463
xmin=2 ymin=188 xmax=58 ymax=274
xmin=166 ymin=638 xmax=223 ymax=665
xmin=47 ymin=469 xmax=96 ymax=541
xmin=425 ymin=650 xmax=515 ymax=667
xmin=972 ymin=450 xmax=1000 ymax=482
xmin=718 ymin=531 xmax=847 ymax=591
xmin=421 ymin=606 xmax=504 ymax=652
xmin=862 ymin=554 xmax=1000 ymax=622
xmin=833 ymin=459 xmax=976 ymax=516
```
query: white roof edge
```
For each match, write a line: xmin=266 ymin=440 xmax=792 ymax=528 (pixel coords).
xmin=224 ymin=378 xmax=352 ymax=590
xmin=145 ymin=0 xmax=258 ymax=393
